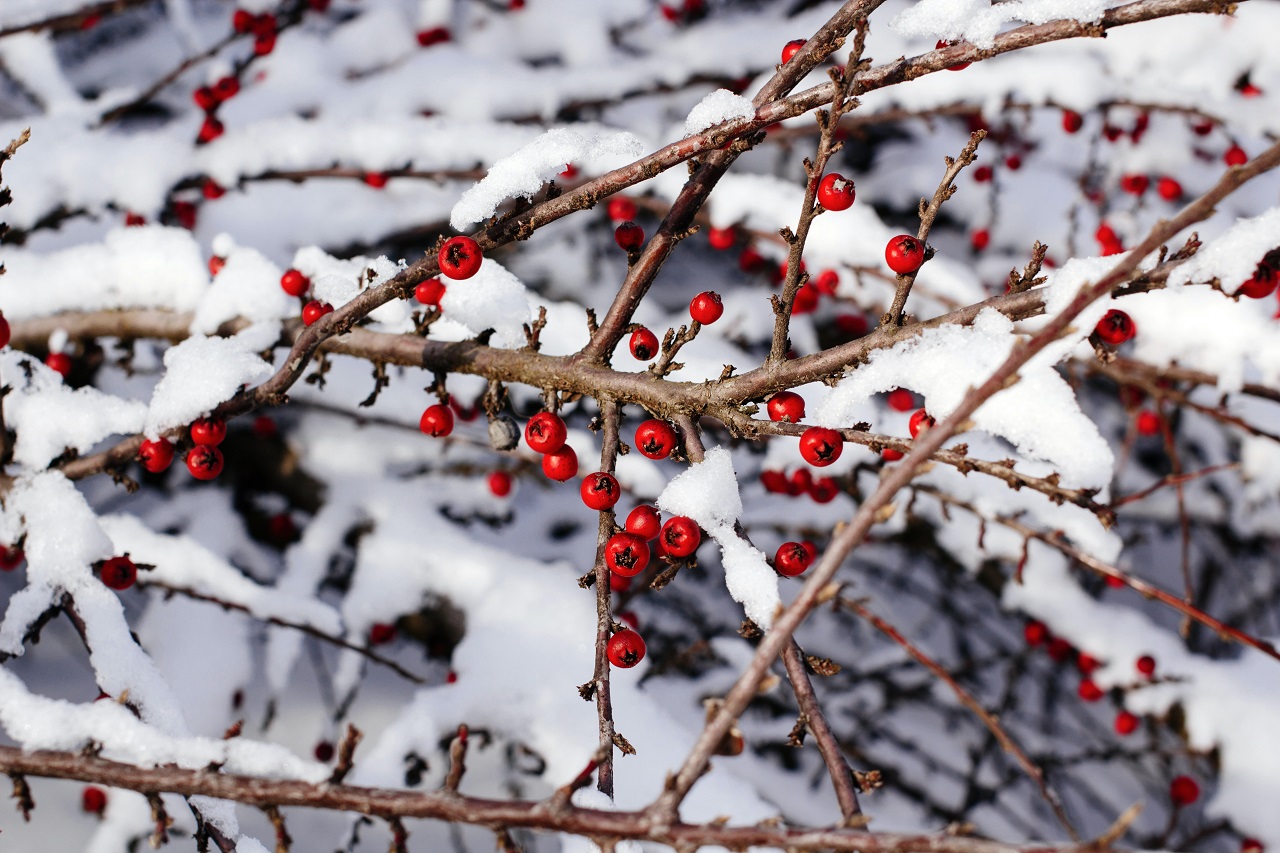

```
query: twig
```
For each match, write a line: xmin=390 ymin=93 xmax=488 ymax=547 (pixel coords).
xmin=592 ymin=400 xmax=621 ymax=797
xmin=780 ymin=641 xmax=862 ymax=823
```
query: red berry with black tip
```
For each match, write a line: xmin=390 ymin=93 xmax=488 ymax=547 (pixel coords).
xmin=660 ymin=516 xmax=701 ymax=557
xmin=139 ymin=437 xmax=175 ymax=473
xmin=775 ymin=541 xmax=814 ymax=576
xmin=213 ymin=76 xmax=240 ymax=102
xmin=799 ymin=426 xmax=842 ymax=467
xmin=607 ymin=629 xmax=646 ymax=668
xmin=581 ymin=472 xmax=621 ymax=511
xmin=625 ymin=505 xmax=661 ymax=539
xmin=415 ymin=278 xmax=446 ymax=306
xmin=629 ymin=326 xmax=659 ymax=361
xmin=525 ymin=411 xmax=567 ymax=454
xmin=635 ymin=419 xmax=678 ymax=460
xmin=100 ymin=556 xmax=137 ymax=591
xmin=542 ymin=446 xmax=578 ymax=481
xmin=191 ymin=417 xmax=226 ymax=446
xmin=281 ymin=268 xmax=310 ymax=297
xmin=885 ymin=235 xmax=925 ymax=275
xmin=605 ymin=532 xmax=650 ymax=577
xmin=187 ymin=445 xmax=224 ymax=480
xmin=781 ymin=38 xmax=805 ymax=63
xmin=607 ymin=196 xmax=637 ymax=222
xmin=1095 ymin=309 xmax=1135 ymax=345
xmin=909 ymin=408 xmax=935 ymax=438
xmin=439 ymin=236 xmax=483 ymax=280
xmin=767 ymin=391 xmax=805 ymax=423
xmin=816 ymin=173 xmax=855 ymax=211
xmin=419 ymin=404 xmax=454 ymax=437
xmin=689 ymin=291 xmax=723 ymax=325
xmin=614 ymin=221 xmax=644 ymax=252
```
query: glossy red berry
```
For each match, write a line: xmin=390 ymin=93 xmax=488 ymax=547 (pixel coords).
xmin=767 ymin=391 xmax=805 ymax=423
xmin=909 ymin=408 xmax=935 ymax=439
xmin=775 ymin=541 xmax=814 ymax=577
xmin=614 ymin=221 xmax=644 ymax=252
xmin=46 ymin=352 xmax=73 ymax=378
xmin=625 ymin=505 xmax=661 ymax=539
xmin=607 ymin=629 xmax=646 ymax=668
xmin=82 ymin=785 xmax=107 ymax=815
xmin=881 ymin=447 xmax=904 ymax=461
xmin=799 ymin=426 xmax=842 ymax=467
xmin=1005 ymin=154 xmax=1022 ymax=170
xmin=232 ymin=9 xmax=254 ymax=32
xmin=197 ymin=116 xmax=224 ymax=144
xmin=1156 ymin=176 xmax=1183 ymax=201
xmin=138 ymin=437 xmax=175 ymax=473
xmin=887 ymin=388 xmax=915 ymax=412
xmin=1076 ymin=652 xmax=1100 ymax=674
xmin=935 ymin=39 xmax=970 ymax=70
xmin=415 ymin=278 xmax=447 ymax=306
xmin=629 ymin=326 xmax=659 ymax=361
xmin=581 ymin=472 xmax=621 ymax=511
xmin=689 ymin=291 xmax=724 ymax=325
xmin=213 ymin=75 xmax=240 ymax=102
xmin=760 ymin=470 xmax=788 ymax=493
xmin=419 ymin=404 xmax=454 ymax=438
xmin=280 ymin=268 xmax=310 ymax=297
xmin=417 ymin=26 xmax=451 ymax=47
xmin=194 ymin=86 xmax=217 ymax=111
xmin=0 ymin=546 xmax=24 ymax=571
xmin=1136 ymin=654 xmax=1156 ymax=677
xmin=792 ymin=283 xmax=819 ymax=314
xmin=1225 ymin=144 xmax=1248 ymax=167
xmin=1095 ymin=309 xmax=1136 ymax=345
xmin=302 ymin=300 xmax=333 ymax=326
xmin=787 ymin=468 xmax=812 ymax=496
xmin=1135 ymin=410 xmax=1162 ymax=436
xmin=635 ymin=419 xmax=678 ymax=460
xmin=1114 ymin=710 xmax=1139 ymax=735
xmin=186 ymin=445 xmax=224 ymax=480
xmin=1078 ymin=679 xmax=1104 ymax=702
xmin=1238 ymin=262 xmax=1277 ymax=298
xmin=525 ymin=411 xmax=568 ymax=454
xmin=781 ymin=38 xmax=805 ymax=63
xmin=488 ymin=470 xmax=513 ymax=497
xmin=809 ymin=476 xmax=838 ymax=503
xmin=816 ymin=173 xmax=855 ymax=211
xmin=368 ymin=623 xmax=396 ymax=645
xmin=1062 ymin=110 xmax=1083 ymax=133
xmin=190 ymin=417 xmax=226 ymax=446
xmin=1024 ymin=620 xmax=1048 ymax=645
xmin=438 ymin=235 xmax=483 ymax=280
xmin=100 ymin=556 xmax=137 ymax=591
xmin=707 ymin=226 xmax=736 ymax=250
xmin=811 ymin=269 xmax=839 ymax=296
xmin=1120 ymin=173 xmax=1149 ymax=195
xmin=1170 ymin=775 xmax=1199 ymax=806
xmin=542 ymin=445 xmax=578 ymax=481
xmin=605 ymin=532 xmax=650 ymax=577
xmin=607 ymin=196 xmax=637 ymax=222
xmin=885 ymin=235 xmax=925 ymax=275
xmin=660 ymin=516 xmax=701 ymax=557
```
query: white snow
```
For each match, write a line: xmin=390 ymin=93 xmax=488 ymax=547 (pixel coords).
xmin=684 ymin=89 xmax=756 ymax=137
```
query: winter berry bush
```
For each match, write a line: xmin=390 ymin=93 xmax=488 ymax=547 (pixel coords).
xmin=1 ymin=0 xmax=1280 ymax=851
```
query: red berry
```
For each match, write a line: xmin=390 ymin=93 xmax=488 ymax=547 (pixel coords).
xmin=799 ymin=426 xmax=842 ymax=467
xmin=1114 ymin=710 xmax=1139 ymax=735
xmin=835 ymin=313 xmax=868 ymax=337
xmin=438 ymin=236 xmax=483 ymax=280
xmin=614 ymin=221 xmax=644 ymax=252
xmin=808 ymin=476 xmax=838 ymax=503
xmin=193 ymin=86 xmax=217 ymax=111
xmin=209 ymin=256 xmax=225 ymax=277
xmin=738 ymin=246 xmax=767 ymax=273
xmin=1047 ymin=637 xmax=1073 ymax=662
xmin=816 ymin=173 xmax=855 ymax=211
xmin=415 ymin=278 xmax=447 ymax=306
xmin=1005 ymin=154 xmax=1022 ymax=171
xmin=368 ymin=622 xmax=396 ymax=645
xmin=689 ymin=291 xmax=724 ymax=325
xmin=251 ymin=31 xmax=276 ymax=54
xmin=559 ymin=163 xmax=578 ymax=180
xmin=909 ymin=408 xmax=935 ymax=438
xmin=793 ymin=284 xmax=819 ymax=314
xmin=1238 ymin=262 xmax=1277 ymax=298
xmin=1078 ymin=679 xmax=1103 ymax=702
xmin=419 ymin=404 xmax=454 ymax=437
xmin=488 ymin=470 xmax=513 ymax=497
xmin=252 ymin=415 xmax=277 ymax=440
xmin=1024 ymin=620 xmax=1048 ymax=645
xmin=1136 ymin=654 xmax=1156 ymax=677
xmin=314 ymin=741 xmax=335 ymax=762
xmin=82 ymin=786 xmax=107 ymax=815
xmin=935 ymin=39 xmax=970 ymax=71
xmin=542 ymin=446 xmax=578 ymax=481
xmin=1192 ymin=119 xmax=1214 ymax=136
xmin=1225 ymin=144 xmax=1248 ymax=167
xmin=780 ymin=38 xmax=805 ymax=64
xmin=1170 ymin=775 xmax=1199 ymax=806
xmin=251 ymin=12 xmax=276 ymax=36
xmin=1076 ymin=652 xmax=1100 ymax=674
xmin=1062 ymin=110 xmax=1084 ymax=133
xmin=525 ymin=412 xmax=568 ymax=454
xmin=302 ymin=300 xmax=333 ymax=326
xmin=186 ymin=445 xmax=224 ymax=480
xmin=607 ymin=629 xmax=646 ymax=668
xmin=46 ymin=352 xmax=72 ymax=378
xmin=609 ymin=573 xmax=631 ymax=593
xmin=1095 ymin=309 xmax=1136 ymax=345
xmin=607 ymin=196 xmax=638 ymax=222
xmin=1243 ymin=840 xmax=1264 ymax=853
xmin=767 ymin=391 xmax=805 ymax=423
xmin=1120 ymin=173 xmax=1149 ymax=195
xmin=813 ymin=269 xmax=839 ymax=295
xmin=775 ymin=541 xmax=814 ymax=577
xmin=202 ymin=179 xmax=226 ymax=200
xmin=618 ymin=610 xmax=638 ymax=629
xmin=625 ymin=505 xmax=661 ymax=539
xmin=198 ymin=116 xmax=224 ymax=143
xmin=635 ymin=419 xmax=678 ymax=460
xmin=1156 ymin=176 xmax=1183 ymax=201
xmin=707 ymin=226 xmax=736 ymax=250
xmin=885 ymin=235 xmax=925 ymax=275
xmin=629 ymin=326 xmax=659 ymax=361
xmin=660 ymin=516 xmax=701 ymax=557
xmin=881 ymin=447 xmax=904 ymax=461
xmin=760 ymin=470 xmax=788 ymax=493
xmin=0 ymin=312 xmax=9 ymax=349
xmin=416 ymin=26 xmax=451 ymax=47
xmin=887 ymin=388 xmax=915 ymax=412
xmin=970 ymin=228 xmax=990 ymax=251
xmin=581 ymin=472 xmax=621 ymax=511
xmin=363 ymin=171 xmax=388 ymax=189
xmin=189 ymin=417 xmax=226 ymax=447
xmin=972 ymin=165 xmax=993 ymax=183
xmin=232 ymin=9 xmax=253 ymax=32
xmin=139 ymin=437 xmax=175 ymax=473
xmin=605 ymin=532 xmax=650 ymax=577
xmin=0 ymin=546 xmax=24 ymax=571
xmin=1135 ymin=410 xmax=1162 ymax=436
xmin=100 ymin=556 xmax=137 ymax=591
xmin=788 ymin=468 xmax=812 ymax=496
xmin=213 ymin=76 xmax=240 ymax=102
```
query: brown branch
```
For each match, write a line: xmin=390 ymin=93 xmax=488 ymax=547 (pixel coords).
xmin=592 ymin=399 xmax=621 ymax=797
xmin=0 ymin=0 xmax=152 ymax=38
xmin=780 ymin=641 xmax=862 ymax=823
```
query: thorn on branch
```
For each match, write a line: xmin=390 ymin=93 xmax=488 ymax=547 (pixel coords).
xmin=805 ymin=655 xmax=842 ymax=676
xmin=611 ymin=731 xmax=636 ymax=756
xmin=147 ymin=791 xmax=172 ymax=848
xmin=523 ymin=305 xmax=548 ymax=352
xmin=787 ymin=714 xmax=809 ymax=747
xmin=358 ymin=361 xmax=389 ymax=408
xmin=9 ymin=772 xmax=32 ymax=820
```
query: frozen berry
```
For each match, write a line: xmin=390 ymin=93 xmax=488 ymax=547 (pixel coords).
xmin=419 ymin=404 xmax=454 ymax=437
xmin=581 ymin=472 xmax=621 ymax=511
xmin=525 ymin=411 xmax=568 ymax=454
xmin=1095 ymin=309 xmax=1135 ymax=345
xmin=542 ymin=445 xmax=578 ymax=481
xmin=438 ymin=235 xmax=483 ymax=280
xmin=415 ymin=278 xmax=447 ymax=306
xmin=139 ymin=437 xmax=175 ymax=473
xmin=1238 ymin=263 xmax=1277 ymax=298
xmin=660 ymin=516 xmax=701 ymax=557
xmin=607 ymin=629 xmax=646 ymax=668
xmin=799 ymin=426 xmax=842 ymax=467
xmin=885 ymin=235 xmax=925 ymax=275
xmin=780 ymin=38 xmax=805 ymax=64
xmin=302 ymin=300 xmax=333 ymax=326
xmin=614 ymin=221 xmax=644 ymax=252
xmin=186 ymin=445 xmax=224 ymax=480
xmin=607 ymin=196 xmax=637 ymax=222
xmin=488 ymin=470 xmax=513 ymax=497
xmin=46 ymin=352 xmax=73 ymax=378
xmin=190 ymin=417 xmax=226 ymax=446
xmin=816 ymin=173 xmax=855 ymax=211
xmin=635 ymin=419 xmax=678 ymax=460
xmin=775 ymin=541 xmax=814 ymax=576
xmin=690 ymin=291 xmax=724 ymax=325
xmin=909 ymin=408 xmax=935 ymax=439
xmin=100 ymin=556 xmax=137 ymax=591
xmin=629 ymin=326 xmax=659 ymax=361
xmin=767 ymin=391 xmax=805 ymax=423
xmin=605 ymin=532 xmax=650 ymax=577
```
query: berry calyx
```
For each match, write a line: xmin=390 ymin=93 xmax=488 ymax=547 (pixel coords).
xmin=816 ymin=173 xmax=855 ymax=211
xmin=581 ymin=472 xmax=621 ymax=511
xmin=525 ymin=411 xmax=568 ymax=454
xmin=82 ymin=785 xmax=107 ymax=815
xmin=635 ymin=419 xmax=678 ymax=460
xmin=614 ymin=221 xmax=644 ymax=252
xmin=780 ymin=39 xmax=805 ymax=64
xmin=660 ymin=516 xmax=701 ymax=557
xmin=1170 ymin=775 xmax=1200 ymax=807
xmin=419 ymin=404 xmax=454 ymax=437
xmin=689 ymin=291 xmax=724 ymax=325
xmin=909 ymin=408 xmax=935 ymax=438
xmin=302 ymin=300 xmax=334 ymax=326
xmin=607 ymin=196 xmax=637 ymax=222
xmin=281 ymin=268 xmax=310 ymax=297
xmin=186 ymin=445 xmax=224 ymax=480
xmin=799 ymin=426 xmax=843 ymax=467
xmin=1095 ymin=309 xmax=1136 ymax=345
xmin=1114 ymin=710 xmax=1139 ymax=735
xmin=1062 ymin=110 xmax=1083 ymax=133
xmin=542 ymin=446 xmax=578 ymax=481
xmin=415 ymin=278 xmax=447 ymax=306
xmin=605 ymin=532 xmax=650 ymax=577
xmin=1225 ymin=144 xmax=1248 ymax=167
xmin=607 ymin=629 xmax=646 ymax=668
xmin=1136 ymin=654 xmax=1156 ymax=677
xmin=138 ymin=437 xmax=175 ymax=473
xmin=488 ymin=470 xmax=513 ymax=497
xmin=438 ymin=235 xmax=483 ymax=280
xmin=190 ymin=417 xmax=227 ymax=446
xmin=625 ymin=505 xmax=661 ymax=539
xmin=46 ymin=352 xmax=73 ymax=378
xmin=100 ymin=556 xmax=137 ymax=591
xmin=707 ymin=226 xmax=736 ymax=250
xmin=767 ymin=391 xmax=805 ymax=423
xmin=629 ymin=326 xmax=659 ymax=361
xmin=775 ymin=541 xmax=814 ymax=576
xmin=885 ymin=235 xmax=925 ymax=275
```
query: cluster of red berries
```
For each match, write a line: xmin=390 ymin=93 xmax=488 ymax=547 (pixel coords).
xmin=1118 ymin=173 xmax=1184 ymax=202
xmin=137 ymin=416 xmax=227 ymax=480
xmin=232 ymin=8 xmax=278 ymax=56
xmin=520 ymin=411 xmax=576 ymax=480
xmin=760 ymin=467 xmax=840 ymax=503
